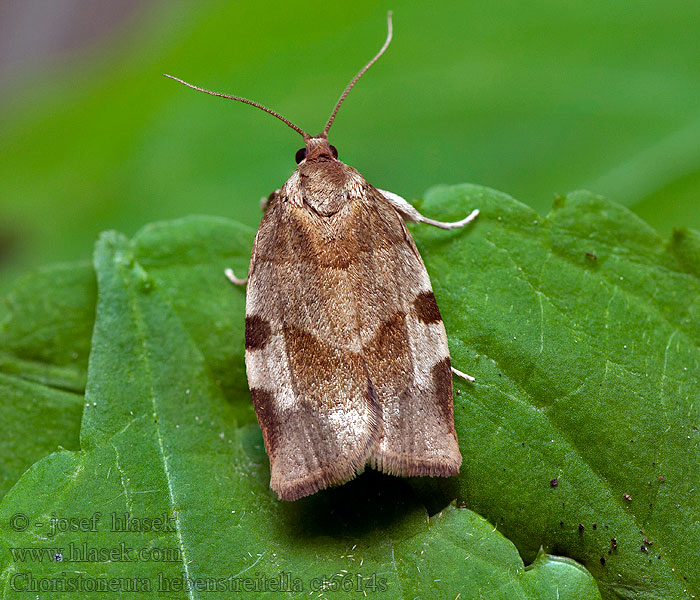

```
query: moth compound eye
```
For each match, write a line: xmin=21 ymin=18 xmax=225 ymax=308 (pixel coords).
xmin=295 ymin=148 xmax=307 ymax=164
xmin=330 ymin=145 xmax=338 ymax=159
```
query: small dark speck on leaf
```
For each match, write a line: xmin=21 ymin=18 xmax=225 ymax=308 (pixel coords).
xmin=560 ymin=521 xmax=564 ymax=526
xmin=585 ymin=252 xmax=597 ymax=260
xmin=578 ymin=524 xmax=585 ymax=532
xmin=600 ymin=557 xmax=606 ymax=566
xmin=611 ymin=538 xmax=618 ymax=550
xmin=641 ymin=545 xmax=649 ymax=553
xmin=550 ymin=478 xmax=558 ymax=487
xmin=593 ymin=523 xmax=597 ymax=529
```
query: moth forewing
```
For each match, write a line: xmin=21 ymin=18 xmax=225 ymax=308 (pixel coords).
xmin=357 ymin=189 xmax=462 ymax=478
xmin=244 ymin=187 xmax=383 ymax=501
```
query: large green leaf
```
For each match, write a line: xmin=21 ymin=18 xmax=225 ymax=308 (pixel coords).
xmin=0 ymin=263 xmax=95 ymax=392
xmin=0 ymin=265 xmax=94 ymax=497
xmin=1 ymin=186 xmax=698 ymax=598
xmin=418 ymin=185 xmax=699 ymax=598
xmin=0 ymin=216 xmax=254 ymax=499
xmin=0 ymin=375 xmax=83 ymax=499
xmin=0 ymin=230 xmax=600 ymax=599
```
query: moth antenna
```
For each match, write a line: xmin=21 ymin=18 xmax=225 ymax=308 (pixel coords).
xmin=163 ymin=74 xmax=310 ymax=139
xmin=322 ymin=11 xmax=393 ymax=137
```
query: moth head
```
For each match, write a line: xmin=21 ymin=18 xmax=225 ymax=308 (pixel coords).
xmin=163 ymin=13 xmax=392 ymax=165
xmin=295 ymin=138 xmax=338 ymax=164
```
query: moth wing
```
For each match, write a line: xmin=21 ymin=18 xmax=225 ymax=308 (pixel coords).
xmin=244 ymin=198 xmax=381 ymax=501
xmin=352 ymin=188 xmax=462 ymax=476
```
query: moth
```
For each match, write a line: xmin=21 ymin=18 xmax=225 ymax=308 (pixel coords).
xmin=165 ymin=13 xmax=478 ymax=501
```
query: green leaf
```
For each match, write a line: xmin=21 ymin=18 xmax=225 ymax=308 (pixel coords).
xmin=1 ymin=186 xmax=698 ymax=598
xmin=130 ymin=215 xmax=255 ymax=420
xmin=0 ymin=375 xmax=83 ymax=499
xmin=417 ymin=185 xmax=699 ymax=599
xmin=0 ymin=229 xmax=600 ymax=599
xmin=0 ymin=264 xmax=95 ymax=498
xmin=0 ymin=216 xmax=254 ymax=500
xmin=0 ymin=262 xmax=96 ymax=392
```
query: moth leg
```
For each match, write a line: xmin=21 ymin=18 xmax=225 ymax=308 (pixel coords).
xmin=260 ymin=189 xmax=281 ymax=213
xmin=451 ymin=366 xmax=475 ymax=383
xmin=231 ymin=190 xmax=281 ymax=285
xmin=224 ymin=268 xmax=248 ymax=286
xmin=229 ymin=190 xmax=280 ymax=285
xmin=379 ymin=188 xmax=479 ymax=230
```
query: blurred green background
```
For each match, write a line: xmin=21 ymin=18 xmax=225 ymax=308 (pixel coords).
xmin=2 ymin=0 xmax=699 ymax=296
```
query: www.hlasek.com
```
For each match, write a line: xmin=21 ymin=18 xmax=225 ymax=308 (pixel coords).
xmin=10 ymin=542 xmax=181 ymax=563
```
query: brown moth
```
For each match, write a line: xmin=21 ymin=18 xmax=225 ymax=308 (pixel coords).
xmin=165 ymin=13 xmax=478 ymax=501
